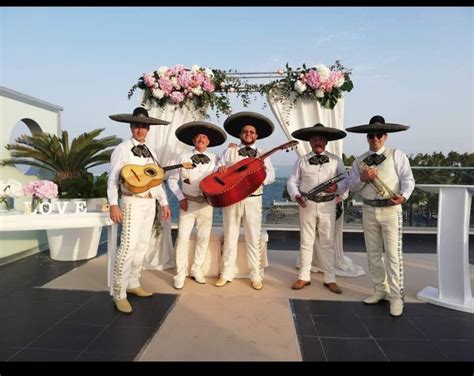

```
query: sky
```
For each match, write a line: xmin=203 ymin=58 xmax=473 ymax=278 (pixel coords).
xmin=1 ymin=7 xmax=473 ymax=174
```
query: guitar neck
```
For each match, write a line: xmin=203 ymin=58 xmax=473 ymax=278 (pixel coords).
xmin=258 ymin=141 xmax=297 ymax=160
xmin=163 ymin=164 xmax=184 ymax=172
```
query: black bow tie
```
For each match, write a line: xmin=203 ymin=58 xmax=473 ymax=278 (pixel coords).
xmin=191 ymin=153 xmax=210 ymax=165
xmin=131 ymin=144 xmax=152 ymax=158
xmin=363 ymin=153 xmax=386 ymax=166
xmin=308 ymin=154 xmax=329 ymax=165
xmin=238 ymin=146 xmax=257 ymax=158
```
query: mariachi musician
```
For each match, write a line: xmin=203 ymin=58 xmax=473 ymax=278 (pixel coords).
xmin=107 ymin=107 xmax=171 ymax=314
xmin=342 ymin=115 xmax=415 ymax=317
xmin=214 ymin=112 xmax=275 ymax=290
xmin=287 ymin=123 xmax=347 ymax=294
xmin=168 ymin=121 xmax=227 ymax=290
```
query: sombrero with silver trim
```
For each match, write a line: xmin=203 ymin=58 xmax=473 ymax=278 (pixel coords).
xmin=175 ymin=121 xmax=227 ymax=147
xmin=223 ymin=111 xmax=274 ymax=139
xmin=109 ymin=107 xmax=170 ymax=126
xmin=291 ymin=123 xmax=347 ymax=141
xmin=345 ymin=115 xmax=409 ymax=133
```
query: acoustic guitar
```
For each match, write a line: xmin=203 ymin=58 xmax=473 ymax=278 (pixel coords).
xmin=121 ymin=162 xmax=194 ymax=193
xmin=200 ymin=140 xmax=298 ymax=207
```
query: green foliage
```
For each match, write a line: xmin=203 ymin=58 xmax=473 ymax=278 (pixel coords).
xmin=2 ymin=128 xmax=121 ymax=197
xmin=60 ymin=172 xmax=109 ymax=199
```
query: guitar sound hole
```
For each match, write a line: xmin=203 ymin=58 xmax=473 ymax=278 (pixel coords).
xmin=144 ymin=168 xmax=157 ymax=177
xmin=237 ymin=165 xmax=248 ymax=172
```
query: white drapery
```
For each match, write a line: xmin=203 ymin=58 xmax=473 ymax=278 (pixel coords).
xmin=142 ymin=101 xmax=207 ymax=271
xmin=267 ymin=90 xmax=365 ymax=277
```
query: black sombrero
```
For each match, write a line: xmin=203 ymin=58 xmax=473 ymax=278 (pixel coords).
xmin=175 ymin=121 xmax=227 ymax=147
xmin=223 ymin=111 xmax=274 ymax=139
xmin=345 ymin=115 xmax=409 ymax=133
xmin=291 ymin=123 xmax=347 ymax=141
xmin=109 ymin=107 xmax=170 ymax=126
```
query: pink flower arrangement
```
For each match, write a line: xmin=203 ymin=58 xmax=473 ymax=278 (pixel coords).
xmin=128 ymin=64 xmax=246 ymax=118
xmin=271 ymin=60 xmax=354 ymax=109
xmin=24 ymin=180 xmax=58 ymax=200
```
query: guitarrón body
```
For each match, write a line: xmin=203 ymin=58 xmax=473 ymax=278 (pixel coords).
xmin=200 ymin=141 xmax=298 ymax=207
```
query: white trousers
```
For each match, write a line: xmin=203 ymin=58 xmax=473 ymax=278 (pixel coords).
xmin=112 ymin=196 xmax=156 ymax=300
xmin=298 ymin=200 xmax=337 ymax=283
xmin=362 ymin=204 xmax=404 ymax=301
xmin=221 ymin=195 xmax=263 ymax=282
xmin=174 ymin=201 xmax=213 ymax=281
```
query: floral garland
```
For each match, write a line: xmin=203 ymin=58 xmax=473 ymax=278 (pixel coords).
xmin=128 ymin=61 xmax=353 ymax=118
xmin=128 ymin=64 xmax=247 ymax=118
xmin=261 ymin=60 xmax=354 ymax=109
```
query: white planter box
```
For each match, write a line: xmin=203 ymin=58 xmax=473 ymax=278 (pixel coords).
xmin=47 ymin=226 xmax=103 ymax=261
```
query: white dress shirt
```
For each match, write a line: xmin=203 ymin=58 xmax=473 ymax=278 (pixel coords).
xmin=216 ymin=143 xmax=275 ymax=186
xmin=287 ymin=150 xmax=347 ymax=201
xmin=341 ymin=146 xmax=415 ymax=200
xmin=107 ymin=137 xmax=168 ymax=206
xmin=167 ymin=148 xmax=218 ymax=201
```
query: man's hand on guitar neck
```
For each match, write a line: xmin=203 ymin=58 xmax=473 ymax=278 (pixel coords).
xmin=295 ymin=195 xmax=307 ymax=208
xmin=110 ymin=205 xmax=123 ymax=224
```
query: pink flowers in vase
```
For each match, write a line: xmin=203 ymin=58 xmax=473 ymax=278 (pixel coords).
xmin=24 ymin=180 xmax=58 ymax=201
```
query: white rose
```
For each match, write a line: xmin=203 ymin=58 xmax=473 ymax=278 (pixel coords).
xmin=191 ymin=64 xmax=200 ymax=72
xmin=220 ymin=82 xmax=226 ymax=89
xmin=6 ymin=180 xmax=23 ymax=197
xmin=294 ymin=80 xmax=307 ymax=94
xmin=315 ymin=90 xmax=325 ymax=98
xmin=314 ymin=64 xmax=330 ymax=80
xmin=171 ymin=77 xmax=180 ymax=89
xmin=191 ymin=87 xmax=203 ymax=96
xmin=229 ymin=87 xmax=236 ymax=93
xmin=335 ymin=76 xmax=345 ymax=88
xmin=204 ymin=68 xmax=214 ymax=78
xmin=152 ymin=88 xmax=165 ymax=99
xmin=157 ymin=66 xmax=168 ymax=77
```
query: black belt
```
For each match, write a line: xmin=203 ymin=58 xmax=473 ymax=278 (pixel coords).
xmin=307 ymin=194 xmax=336 ymax=203
xmin=363 ymin=198 xmax=391 ymax=207
xmin=249 ymin=194 xmax=263 ymax=197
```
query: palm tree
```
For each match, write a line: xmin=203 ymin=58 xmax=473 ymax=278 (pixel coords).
xmin=1 ymin=128 xmax=121 ymax=196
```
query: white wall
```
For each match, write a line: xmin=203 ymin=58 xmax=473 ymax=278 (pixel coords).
xmin=0 ymin=89 xmax=62 ymax=260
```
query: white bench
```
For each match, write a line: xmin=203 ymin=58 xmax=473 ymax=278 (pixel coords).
xmin=187 ymin=227 xmax=269 ymax=278
xmin=108 ymin=226 xmax=269 ymax=294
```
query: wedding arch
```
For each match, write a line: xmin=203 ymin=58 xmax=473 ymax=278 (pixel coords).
xmin=130 ymin=62 xmax=364 ymax=277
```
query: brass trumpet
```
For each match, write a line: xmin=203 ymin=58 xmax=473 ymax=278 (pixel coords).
xmin=357 ymin=159 xmax=397 ymax=198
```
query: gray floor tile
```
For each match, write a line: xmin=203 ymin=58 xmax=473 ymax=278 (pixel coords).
xmin=321 ymin=338 xmax=387 ymax=361
xmin=377 ymin=339 xmax=448 ymax=361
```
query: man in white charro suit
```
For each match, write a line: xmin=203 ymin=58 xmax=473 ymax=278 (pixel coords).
xmin=108 ymin=107 xmax=171 ymax=314
xmin=342 ymin=115 xmax=415 ymax=317
xmin=168 ymin=121 xmax=227 ymax=290
xmin=287 ymin=123 xmax=348 ymax=294
xmin=214 ymin=112 xmax=275 ymax=290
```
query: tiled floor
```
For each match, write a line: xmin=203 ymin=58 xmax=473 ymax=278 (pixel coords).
xmin=291 ymin=299 xmax=474 ymax=361
xmin=1 ymin=232 xmax=473 ymax=362
xmin=0 ymin=244 xmax=178 ymax=362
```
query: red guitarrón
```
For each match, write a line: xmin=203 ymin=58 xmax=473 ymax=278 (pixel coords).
xmin=200 ymin=140 xmax=298 ymax=207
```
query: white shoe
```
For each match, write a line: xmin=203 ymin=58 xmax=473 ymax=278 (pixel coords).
xmin=390 ymin=299 xmax=404 ymax=317
xmin=364 ymin=291 xmax=390 ymax=304
xmin=192 ymin=273 xmax=206 ymax=284
xmin=173 ymin=276 xmax=185 ymax=290
xmin=251 ymin=280 xmax=263 ymax=290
